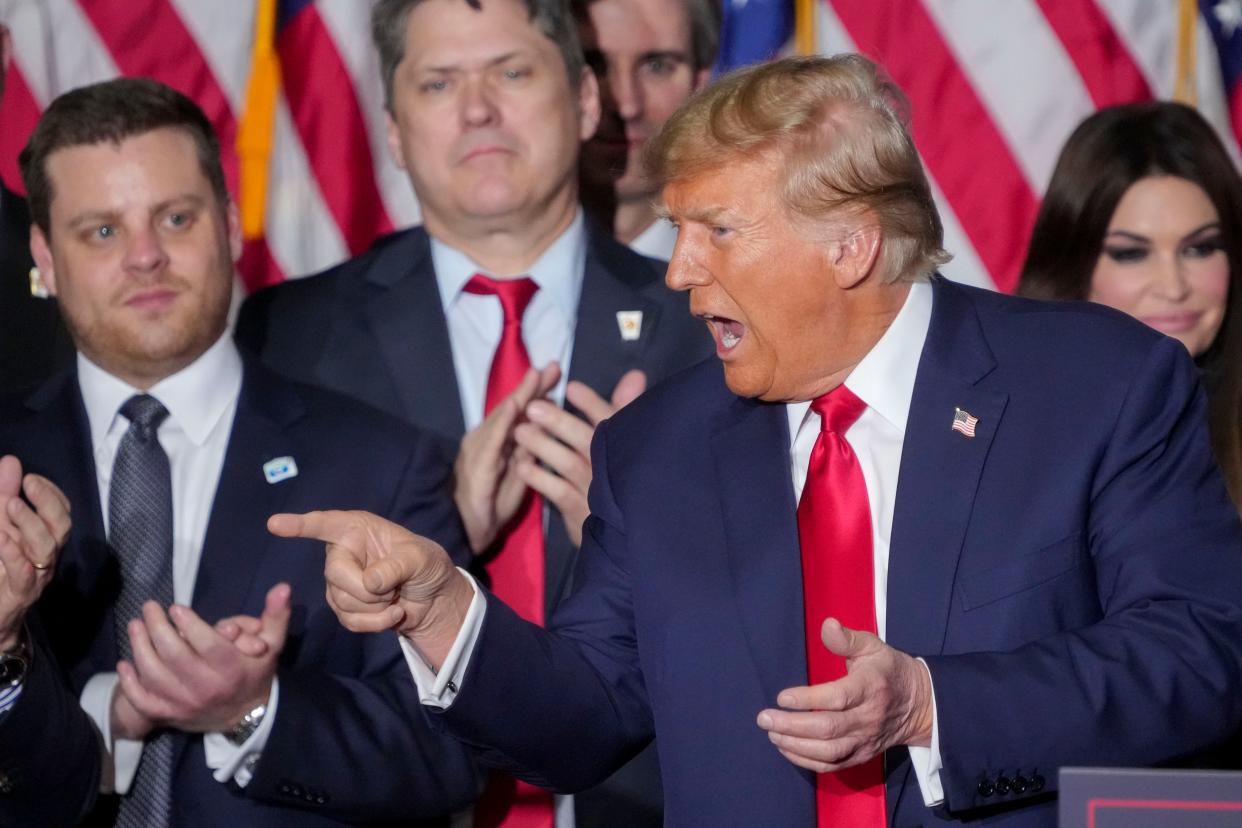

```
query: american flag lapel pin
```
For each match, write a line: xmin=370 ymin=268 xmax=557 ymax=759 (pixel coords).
xmin=951 ymin=407 xmax=979 ymax=438
xmin=616 ymin=310 xmax=643 ymax=341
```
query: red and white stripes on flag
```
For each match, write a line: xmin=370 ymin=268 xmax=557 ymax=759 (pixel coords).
xmin=0 ymin=0 xmax=420 ymax=292
xmin=1 ymin=1 xmax=1238 ymax=293
xmin=816 ymin=0 xmax=1241 ymax=292
xmin=952 ymin=407 xmax=978 ymax=438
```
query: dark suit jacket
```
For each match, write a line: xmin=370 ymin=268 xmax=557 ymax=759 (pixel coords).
xmin=236 ymin=222 xmax=713 ymax=826
xmin=431 ymin=277 xmax=1242 ymax=827
xmin=0 ymin=187 xmax=72 ymax=395
xmin=0 ymin=359 xmax=482 ymax=826
xmin=0 ymin=618 xmax=101 ymax=826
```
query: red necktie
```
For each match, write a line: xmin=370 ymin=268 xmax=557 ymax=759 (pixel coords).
xmin=464 ymin=274 xmax=554 ymax=828
xmin=797 ymin=385 xmax=887 ymax=827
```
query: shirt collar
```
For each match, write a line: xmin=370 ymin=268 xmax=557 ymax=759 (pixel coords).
xmin=843 ymin=279 xmax=933 ymax=434
xmin=429 ymin=209 xmax=587 ymax=322
xmin=78 ymin=332 xmax=244 ymax=449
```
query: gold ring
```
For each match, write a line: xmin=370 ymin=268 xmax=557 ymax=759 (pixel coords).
xmin=30 ymin=560 xmax=52 ymax=571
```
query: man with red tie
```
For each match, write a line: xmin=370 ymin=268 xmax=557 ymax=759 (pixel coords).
xmin=274 ymin=53 xmax=1242 ymax=827
xmin=236 ymin=1 xmax=710 ymax=825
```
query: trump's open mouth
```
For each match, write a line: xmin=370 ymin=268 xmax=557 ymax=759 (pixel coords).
xmin=700 ymin=313 xmax=745 ymax=352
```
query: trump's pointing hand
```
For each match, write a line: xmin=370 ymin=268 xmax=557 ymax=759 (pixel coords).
xmin=267 ymin=510 xmax=474 ymax=669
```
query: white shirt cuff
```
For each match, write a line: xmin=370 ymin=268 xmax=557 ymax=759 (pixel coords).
xmin=81 ymin=672 xmax=143 ymax=794
xmin=907 ymin=657 xmax=944 ymax=807
xmin=401 ymin=569 xmax=485 ymax=708
xmin=0 ymin=681 xmax=22 ymax=715
xmin=205 ymin=676 xmax=280 ymax=787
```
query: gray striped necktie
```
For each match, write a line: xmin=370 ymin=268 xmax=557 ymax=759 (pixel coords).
xmin=110 ymin=394 xmax=175 ymax=828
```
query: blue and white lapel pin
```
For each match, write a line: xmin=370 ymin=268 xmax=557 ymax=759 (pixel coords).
xmin=263 ymin=456 xmax=299 ymax=484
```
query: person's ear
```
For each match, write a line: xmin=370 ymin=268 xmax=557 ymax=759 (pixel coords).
xmin=30 ymin=226 xmax=58 ymax=297
xmin=577 ymin=66 xmax=602 ymax=142
xmin=830 ymin=223 xmax=881 ymax=290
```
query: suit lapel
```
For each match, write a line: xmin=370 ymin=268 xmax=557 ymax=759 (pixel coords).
xmin=712 ymin=396 xmax=808 ymax=703
xmin=191 ymin=362 xmax=302 ymax=622
xmin=887 ymin=278 xmax=1007 ymax=658
xmin=565 ymin=224 xmax=664 ymax=402
xmin=361 ymin=229 xmax=466 ymax=442
xmin=541 ymin=227 xmax=668 ymax=608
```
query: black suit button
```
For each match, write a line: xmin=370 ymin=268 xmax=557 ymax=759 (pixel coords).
xmin=1030 ymin=773 xmax=1045 ymax=793
xmin=977 ymin=779 xmax=995 ymax=797
xmin=315 ymin=795 xmax=326 ymax=805
xmin=1012 ymin=775 xmax=1028 ymax=794
xmin=0 ymin=773 xmax=11 ymax=795
xmin=995 ymin=775 xmax=1012 ymax=795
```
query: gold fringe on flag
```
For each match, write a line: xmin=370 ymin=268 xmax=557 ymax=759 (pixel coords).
xmin=1175 ymin=0 xmax=1198 ymax=105
xmin=795 ymin=0 xmax=816 ymax=56
xmin=237 ymin=0 xmax=281 ymax=241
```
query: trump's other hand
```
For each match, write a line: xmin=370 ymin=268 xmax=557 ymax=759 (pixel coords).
xmin=756 ymin=618 xmax=934 ymax=773
xmin=268 ymin=510 xmax=473 ymax=669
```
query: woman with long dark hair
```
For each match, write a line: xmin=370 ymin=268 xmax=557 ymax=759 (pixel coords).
xmin=1019 ymin=102 xmax=1242 ymax=507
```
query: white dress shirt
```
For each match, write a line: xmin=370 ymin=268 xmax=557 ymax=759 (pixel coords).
xmin=786 ymin=281 xmax=944 ymax=805
xmin=628 ymin=218 xmax=678 ymax=262
xmin=431 ymin=210 xmax=587 ymax=427
xmin=75 ymin=333 xmax=278 ymax=792
xmin=431 ymin=212 xmax=589 ymax=828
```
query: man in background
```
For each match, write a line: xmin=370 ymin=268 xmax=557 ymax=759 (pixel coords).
xmin=238 ymin=2 xmax=711 ymax=823
xmin=3 ymin=77 xmax=479 ymax=826
xmin=575 ymin=0 xmax=718 ymax=259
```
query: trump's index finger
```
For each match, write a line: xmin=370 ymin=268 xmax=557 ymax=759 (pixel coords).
xmin=268 ymin=510 xmax=357 ymax=543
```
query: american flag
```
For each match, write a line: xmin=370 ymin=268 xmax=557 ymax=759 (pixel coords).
xmin=0 ymin=0 xmax=417 ymax=291
xmin=952 ymin=407 xmax=979 ymax=439
xmin=3 ymin=0 xmax=1242 ymax=294
xmin=718 ymin=0 xmax=1242 ymax=293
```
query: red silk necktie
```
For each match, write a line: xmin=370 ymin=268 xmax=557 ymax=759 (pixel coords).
xmin=797 ymin=384 xmax=887 ymax=827
xmin=464 ymin=274 xmax=554 ymax=828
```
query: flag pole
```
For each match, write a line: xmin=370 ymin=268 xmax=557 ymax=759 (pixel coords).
xmin=1175 ymin=0 xmax=1198 ymax=105
xmin=237 ymin=0 xmax=280 ymax=243
xmin=795 ymin=0 xmax=816 ymax=56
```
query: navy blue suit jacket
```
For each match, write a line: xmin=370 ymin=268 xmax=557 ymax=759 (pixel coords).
xmin=0 ymin=359 xmax=482 ymax=826
xmin=236 ymin=223 xmax=713 ymax=827
xmin=0 ymin=618 xmax=101 ymax=825
xmin=432 ymin=278 xmax=1242 ymax=827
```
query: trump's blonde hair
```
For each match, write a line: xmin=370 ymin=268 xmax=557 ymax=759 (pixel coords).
xmin=647 ymin=54 xmax=950 ymax=282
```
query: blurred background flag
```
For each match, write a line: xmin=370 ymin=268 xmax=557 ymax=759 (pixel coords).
xmin=2 ymin=0 xmax=1241 ymax=293
xmin=0 ymin=0 xmax=419 ymax=292
xmin=714 ymin=0 xmax=794 ymax=72
xmin=1202 ymin=0 xmax=1242 ymax=136
xmin=716 ymin=0 xmax=1241 ymax=293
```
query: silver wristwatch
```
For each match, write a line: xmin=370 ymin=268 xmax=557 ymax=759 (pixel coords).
xmin=0 ymin=633 xmax=30 ymax=689
xmin=225 ymin=702 xmax=267 ymax=746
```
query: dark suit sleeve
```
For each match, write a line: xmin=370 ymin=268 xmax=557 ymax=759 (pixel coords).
xmin=0 ymin=620 xmax=101 ymax=826
xmin=435 ymin=419 xmax=655 ymax=791
xmin=925 ymin=336 xmax=1242 ymax=814
xmin=242 ymin=429 xmax=483 ymax=821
